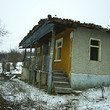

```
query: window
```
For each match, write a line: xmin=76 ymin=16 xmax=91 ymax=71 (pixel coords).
xmin=55 ymin=38 xmax=63 ymax=61
xmin=90 ymin=38 xmax=101 ymax=61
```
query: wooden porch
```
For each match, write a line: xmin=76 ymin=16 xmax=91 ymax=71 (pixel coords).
xmin=19 ymin=15 xmax=73 ymax=94
xmin=22 ymin=54 xmax=72 ymax=94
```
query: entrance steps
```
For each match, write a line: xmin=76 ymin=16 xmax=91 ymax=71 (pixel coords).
xmin=53 ymin=71 xmax=72 ymax=94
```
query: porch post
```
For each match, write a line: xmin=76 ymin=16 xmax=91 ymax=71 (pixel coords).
xmin=30 ymin=45 xmax=32 ymax=66
xmin=48 ymin=30 xmax=55 ymax=94
xmin=34 ymin=45 xmax=37 ymax=69
xmin=23 ymin=47 xmax=27 ymax=66
xmin=29 ymin=46 xmax=32 ymax=81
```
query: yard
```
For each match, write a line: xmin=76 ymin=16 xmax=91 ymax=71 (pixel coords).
xmin=0 ymin=76 xmax=110 ymax=110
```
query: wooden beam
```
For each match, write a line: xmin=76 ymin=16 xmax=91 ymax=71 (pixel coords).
xmin=48 ymin=30 xmax=55 ymax=94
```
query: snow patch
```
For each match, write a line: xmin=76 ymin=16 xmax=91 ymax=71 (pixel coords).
xmin=0 ymin=78 xmax=110 ymax=109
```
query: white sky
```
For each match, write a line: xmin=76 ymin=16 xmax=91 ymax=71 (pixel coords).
xmin=0 ymin=0 xmax=110 ymax=52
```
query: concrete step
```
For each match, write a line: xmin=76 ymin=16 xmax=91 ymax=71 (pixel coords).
xmin=53 ymin=81 xmax=71 ymax=88
xmin=53 ymin=70 xmax=64 ymax=73
xmin=53 ymin=71 xmax=72 ymax=94
xmin=53 ymin=72 xmax=67 ymax=77
xmin=55 ymin=87 xmax=72 ymax=94
xmin=53 ymin=81 xmax=69 ymax=84
xmin=53 ymin=76 xmax=69 ymax=82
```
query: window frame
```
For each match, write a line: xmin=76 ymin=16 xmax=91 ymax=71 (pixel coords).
xmin=89 ymin=38 xmax=101 ymax=61
xmin=54 ymin=38 xmax=63 ymax=62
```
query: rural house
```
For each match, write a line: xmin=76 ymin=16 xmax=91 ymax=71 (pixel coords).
xmin=19 ymin=15 xmax=110 ymax=94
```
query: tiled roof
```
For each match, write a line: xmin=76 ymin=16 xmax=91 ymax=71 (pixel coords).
xmin=39 ymin=15 xmax=110 ymax=31
xmin=26 ymin=15 xmax=110 ymax=38
xmin=19 ymin=15 xmax=110 ymax=47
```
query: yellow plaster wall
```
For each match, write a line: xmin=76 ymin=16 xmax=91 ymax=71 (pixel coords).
xmin=53 ymin=29 xmax=73 ymax=75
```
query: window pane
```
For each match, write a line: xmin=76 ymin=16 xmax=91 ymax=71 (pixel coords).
xmin=90 ymin=47 xmax=98 ymax=61
xmin=57 ymin=42 xmax=59 ymax=47
xmin=57 ymin=42 xmax=61 ymax=47
xmin=57 ymin=48 xmax=61 ymax=59
xmin=91 ymin=40 xmax=99 ymax=46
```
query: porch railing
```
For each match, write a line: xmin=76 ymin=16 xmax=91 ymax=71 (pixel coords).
xmin=23 ymin=55 xmax=49 ymax=71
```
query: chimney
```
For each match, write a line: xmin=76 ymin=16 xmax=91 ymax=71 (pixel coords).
xmin=48 ymin=14 xmax=52 ymax=19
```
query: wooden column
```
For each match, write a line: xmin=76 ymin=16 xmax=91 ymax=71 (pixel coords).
xmin=34 ymin=45 xmax=37 ymax=69
xmin=29 ymin=46 xmax=32 ymax=81
xmin=35 ymin=44 xmax=39 ymax=84
xmin=38 ymin=70 xmax=42 ymax=88
xmin=34 ymin=45 xmax=37 ymax=83
xmin=30 ymin=46 xmax=32 ymax=66
xmin=48 ymin=30 xmax=55 ymax=94
xmin=23 ymin=47 xmax=27 ymax=66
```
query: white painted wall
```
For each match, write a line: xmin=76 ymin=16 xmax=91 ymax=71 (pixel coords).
xmin=71 ymin=73 xmax=110 ymax=89
xmin=71 ymin=27 xmax=110 ymax=89
xmin=71 ymin=27 xmax=110 ymax=75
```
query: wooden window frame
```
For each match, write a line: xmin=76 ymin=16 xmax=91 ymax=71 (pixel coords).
xmin=89 ymin=38 xmax=101 ymax=61
xmin=54 ymin=38 xmax=63 ymax=62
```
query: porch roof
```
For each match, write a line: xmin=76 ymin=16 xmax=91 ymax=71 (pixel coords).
xmin=19 ymin=21 xmax=54 ymax=48
xmin=19 ymin=15 xmax=110 ymax=48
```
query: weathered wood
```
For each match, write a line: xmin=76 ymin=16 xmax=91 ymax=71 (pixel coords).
xmin=38 ymin=70 xmax=41 ymax=88
xmin=32 ymin=70 xmax=36 ymax=83
xmin=42 ymin=56 xmax=44 ymax=72
xmin=34 ymin=70 xmax=37 ymax=82
xmin=23 ymin=48 xmax=27 ymax=66
xmin=29 ymin=46 xmax=32 ymax=67
xmin=37 ymin=70 xmax=48 ymax=74
xmin=48 ymin=30 xmax=55 ymax=94
xmin=34 ymin=45 xmax=38 ymax=83
xmin=36 ymin=45 xmax=39 ymax=70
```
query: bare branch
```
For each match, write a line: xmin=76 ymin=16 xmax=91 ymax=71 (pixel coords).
xmin=0 ymin=20 xmax=8 ymax=37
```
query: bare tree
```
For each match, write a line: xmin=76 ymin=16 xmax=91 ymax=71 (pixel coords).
xmin=0 ymin=20 xmax=8 ymax=45
xmin=0 ymin=49 xmax=23 ymax=72
xmin=7 ymin=49 xmax=23 ymax=69
xmin=0 ymin=51 xmax=8 ymax=62
xmin=0 ymin=20 xmax=8 ymax=37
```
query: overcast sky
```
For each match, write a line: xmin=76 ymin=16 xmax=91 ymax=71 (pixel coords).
xmin=0 ymin=0 xmax=110 ymax=52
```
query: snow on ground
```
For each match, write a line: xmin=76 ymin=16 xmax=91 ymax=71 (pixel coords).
xmin=0 ymin=78 xmax=110 ymax=110
xmin=1 ymin=62 xmax=23 ymax=75
xmin=0 ymin=63 xmax=2 ymax=73
xmin=11 ymin=62 xmax=23 ymax=74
